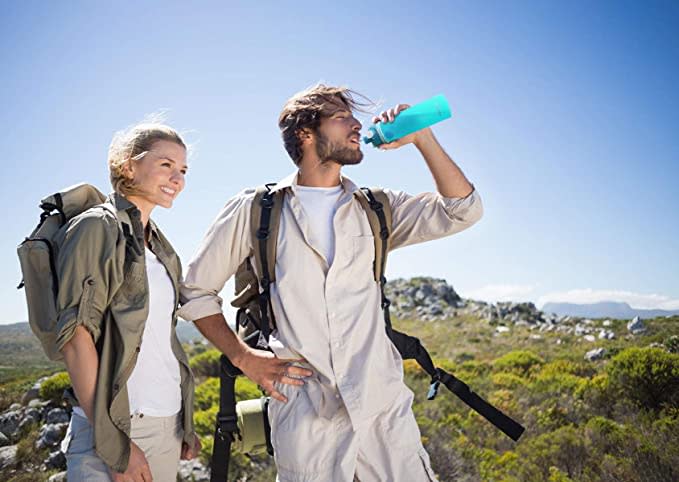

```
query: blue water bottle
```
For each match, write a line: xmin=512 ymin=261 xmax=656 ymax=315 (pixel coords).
xmin=363 ymin=94 xmax=452 ymax=147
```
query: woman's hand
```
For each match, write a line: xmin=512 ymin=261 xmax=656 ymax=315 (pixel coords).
xmin=181 ymin=433 xmax=202 ymax=460
xmin=110 ymin=441 xmax=152 ymax=482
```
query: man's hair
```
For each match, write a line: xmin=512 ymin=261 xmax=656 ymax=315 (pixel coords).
xmin=278 ymin=83 xmax=373 ymax=165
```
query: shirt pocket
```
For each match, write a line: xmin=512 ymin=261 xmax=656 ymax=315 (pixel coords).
xmin=350 ymin=235 xmax=376 ymax=282
xmin=118 ymin=260 xmax=146 ymax=304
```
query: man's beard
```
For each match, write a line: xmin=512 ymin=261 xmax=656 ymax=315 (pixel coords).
xmin=315 ymin=132 xmax=363 ymax=166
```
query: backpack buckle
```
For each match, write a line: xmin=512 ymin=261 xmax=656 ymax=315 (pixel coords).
xmin=256 ymin=228 xmax=270 ymax=240
xmin=261 ymin=196 xmax=275 ymax=208
xmin=427 ymin=379 xmax=441 ymax=400
xmin=216 ymin=414 xmax=240 ymax=442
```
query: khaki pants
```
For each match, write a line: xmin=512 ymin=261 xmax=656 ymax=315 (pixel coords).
xmin=62 ymin=412 xmax=183 ymax=481
xmin=270 ymin=387 xmax=438 ymax=482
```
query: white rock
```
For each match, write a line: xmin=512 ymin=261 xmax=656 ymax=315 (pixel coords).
xmin=627 ymin=316 xmax=646 ymax=334
xmin=0 ymin=444 xmax=17 ymax=470
xmin=585 ymin=348 xmax=606 ymax=361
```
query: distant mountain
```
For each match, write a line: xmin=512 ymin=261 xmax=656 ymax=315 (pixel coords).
xmin=1 ymin=321 xmax=205 ymax=345
xmin=541 ymin=301 xmax=679 ymax=319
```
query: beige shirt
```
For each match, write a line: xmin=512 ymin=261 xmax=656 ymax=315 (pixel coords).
xmin=179 ymin=172 xmax=483 ymax=429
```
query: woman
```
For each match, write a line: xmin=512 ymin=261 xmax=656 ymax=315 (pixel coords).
xmin=56 ymin=121 xmax=201 ymax=481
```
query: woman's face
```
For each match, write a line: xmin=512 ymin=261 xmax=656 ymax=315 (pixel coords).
xmin=127 ymin=139 xmax=187 ymax=211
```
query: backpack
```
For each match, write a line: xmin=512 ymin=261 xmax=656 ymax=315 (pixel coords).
xmin=16 ymin=183 xmax=125 ymax=361
xmin=210 ymin=184 xmax=525 ymax=481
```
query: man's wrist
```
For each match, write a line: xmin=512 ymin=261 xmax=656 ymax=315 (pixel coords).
xmin=230 ymin=344 xmax=251 ymax=370
xmin=413 ymin=128 xmax=436 ymax=149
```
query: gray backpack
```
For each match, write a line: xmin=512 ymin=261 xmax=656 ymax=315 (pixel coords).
xmin=17 ymin=184 xmax=115 ymax=361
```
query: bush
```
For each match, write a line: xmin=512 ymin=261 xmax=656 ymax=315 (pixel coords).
xmin=195 ymin=377 xmax=220 ymax=411
xmin=494 ymin=350 xmax=544 ymax=376
xmin=190 ymin=349 xmax=222 ymax=378
xmin=606 ymin=347 xmax=679 ymax=411
xmin=39 ymin=371 xmax=70 ymax=403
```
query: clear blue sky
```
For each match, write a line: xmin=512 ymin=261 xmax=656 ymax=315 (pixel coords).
xmin=2 ymin=0 xmax=679 ymax=324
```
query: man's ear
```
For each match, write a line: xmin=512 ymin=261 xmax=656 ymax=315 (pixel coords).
xmin=297 ymin=128 xmax=313 ymax=146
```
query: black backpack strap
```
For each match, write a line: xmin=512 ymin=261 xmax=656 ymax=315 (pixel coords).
xmin=388 ymin=328 xmax=525 ymax=441
xmin=354 ymin=187 xmax=395 ymax=330
xmin=250 ymin=184 xmax=284 ymax=346
xmin=210 ymin=355 xmax=242 ymax=482
xmin=357 ymin=187 xmax=525 ymax=442
xmin=437 ymin=368 xmax=525 ymax=441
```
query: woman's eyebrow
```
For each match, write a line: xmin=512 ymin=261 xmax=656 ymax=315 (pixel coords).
xmin=157 ymin=154 xmax=189 ymax=170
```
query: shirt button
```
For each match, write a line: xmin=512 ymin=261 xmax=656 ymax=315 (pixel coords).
xmin=136 ymin=346 xmax=141 ymax=353
xmin=113 ymin=383 xmax=119 ymax=391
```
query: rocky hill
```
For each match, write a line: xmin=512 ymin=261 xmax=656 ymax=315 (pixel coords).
xmin=1 ymin=277 xmax=678 ymax=481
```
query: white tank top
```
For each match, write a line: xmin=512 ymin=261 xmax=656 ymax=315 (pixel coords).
xmin=125 ymin=247 xmax=182 ymax=416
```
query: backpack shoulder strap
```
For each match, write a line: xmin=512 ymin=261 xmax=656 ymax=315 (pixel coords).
xmin=353 ymin=187 xmax=392 ymax=282
xmin=250 ymin=184 xmax=284 ymax=286
xmin=248 ymin=184 xmax=284 ymax=343
xmin=96 ymin=202 xmax=134 ymax=247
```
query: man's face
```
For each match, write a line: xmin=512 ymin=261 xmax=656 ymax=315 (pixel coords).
xmin=313 ymin=104 xmax=363 ymax=166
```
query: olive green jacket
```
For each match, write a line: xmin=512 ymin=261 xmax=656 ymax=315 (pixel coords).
xmin=53 ymin=192 xmax=195 ymax=472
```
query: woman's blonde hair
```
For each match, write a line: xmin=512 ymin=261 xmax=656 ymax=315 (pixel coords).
xmin=108 ymin=116 xmax=186 ymax=195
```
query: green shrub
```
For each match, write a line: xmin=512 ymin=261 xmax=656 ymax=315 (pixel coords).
xmin=494 ymin=350 xmax=544 ymax=376
xmin=235 ymin=377 xmax=262 ymax=400
xmin=190 ymin=349 xmax=222 ymax=378
xmin=606 ymin=347 xmax=679 ymax=411
xmin=39 ymin=371 xmax=70 ymax=403
xmin=533 ymin=370 xmax=587 ymax=395
xmin=195 ymin=377 xmax=220 ymax=411
xmin=492 ymin=372 xmax=528 ymax=389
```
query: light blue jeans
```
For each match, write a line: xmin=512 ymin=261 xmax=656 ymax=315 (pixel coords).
xmin=62 ymin=412 xmax=183 ymax=481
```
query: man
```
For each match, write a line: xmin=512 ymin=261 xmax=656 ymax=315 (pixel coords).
xmin=179 ymin=84 xmax=483 ymax=481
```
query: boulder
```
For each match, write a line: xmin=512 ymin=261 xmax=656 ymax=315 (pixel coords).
xmin=0 ymin=432 xmax=10 ymax=447
xmin=585 ymin=348 xmax=607 ymax=361
xmin=36 ymin=423 xmax=68 ymax=450
xmin=0 ymin=444 xmax=17 ymax=470
xmin=18 ymin=407 xmax=42 ymax=431
xmin=46 ymin=408 xmax=70 ymax=425
xmin=48 ymin=472 xmax=67 ymax=482
xmin=43 ymin=449 xmax=67 ymax=470
xmin=21 ymin=380 xmax=42 ymax=405
xmin=627 ymin=316 xmax=646 ymax=335
xmin=178 ymin=459 xmax=210 ymax=481
xmin=0 ymin=410 xmax=22 ymax=438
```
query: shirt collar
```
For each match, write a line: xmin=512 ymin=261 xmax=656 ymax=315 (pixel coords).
xmin=271 ymin=170 xmax=360 ymax=195
xmin=108 ymin=192 xmax=160 ymax=239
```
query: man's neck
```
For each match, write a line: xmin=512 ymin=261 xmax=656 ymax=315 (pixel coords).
xmin=297 ymin=158 xmax=342 ymax=187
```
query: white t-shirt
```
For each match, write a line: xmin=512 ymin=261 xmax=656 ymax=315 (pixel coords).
xmin=294 ymin=184 xmax=343 ymax=266
xmin=125 ymin=247 xmax=182 ymax=416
